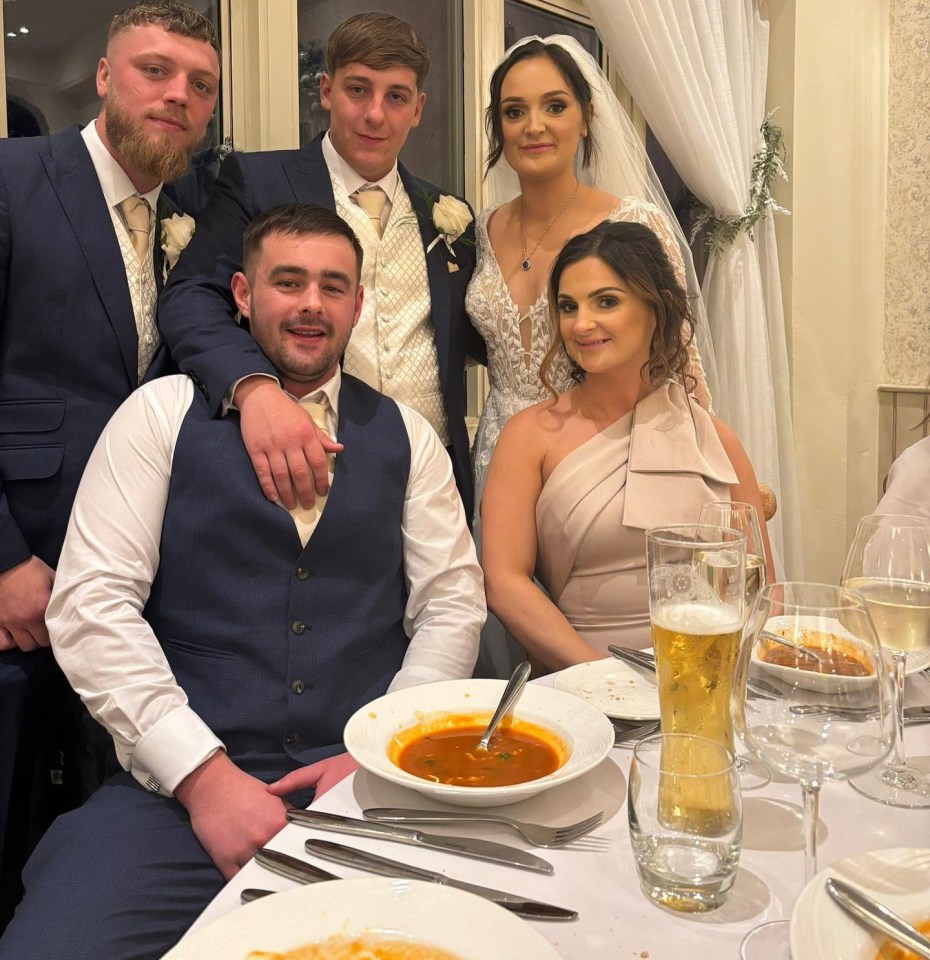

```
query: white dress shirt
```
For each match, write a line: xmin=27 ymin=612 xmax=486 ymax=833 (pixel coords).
xmin=321 ymin=130 xmax=398 ymax=231
xmin=876 ymin=435 xmax=930 ymax=520
xmin=47 ymin=368 xmax=485 ymax=796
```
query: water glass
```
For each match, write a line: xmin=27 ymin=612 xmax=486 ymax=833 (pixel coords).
xmin=628 ymin=732 xmax=742 ymax=913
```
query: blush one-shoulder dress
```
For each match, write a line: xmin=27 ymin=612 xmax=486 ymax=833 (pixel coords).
xmin=535 ymin=382 xmax=737 ymax=653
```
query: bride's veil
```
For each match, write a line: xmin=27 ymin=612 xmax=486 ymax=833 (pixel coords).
xmin=485 ymin=34 xmax=719 ymax=401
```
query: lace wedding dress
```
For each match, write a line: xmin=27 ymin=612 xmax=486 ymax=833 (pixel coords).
xmin=467 ymin=197 xmax=710 ymax=511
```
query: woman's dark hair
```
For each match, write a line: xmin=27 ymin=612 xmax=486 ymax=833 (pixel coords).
xmin=484 ymin=40 xmax=596 ymax=176
xmin=540 ymin=220 xmax=696 ymax=395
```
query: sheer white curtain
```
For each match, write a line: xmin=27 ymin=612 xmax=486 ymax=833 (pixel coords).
xmin=587 ymin=0 xmax=802 ymax=577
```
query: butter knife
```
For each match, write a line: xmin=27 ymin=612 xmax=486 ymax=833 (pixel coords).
xmin=303 ymin=838 xmax=578 ymax=921
xmin=825 ymin=878 xmax=930 ymax=960
xmin=286 ymin=809 xmax=552 ymax=874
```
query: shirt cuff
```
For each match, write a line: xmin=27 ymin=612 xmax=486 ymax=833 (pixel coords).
xmin=387 ymin=664 xmax=466 ymax=694
xmin=129 ymin=706 xmax=225 ymax=797
xmin=223 ymin=372 xmax=281 ymax=416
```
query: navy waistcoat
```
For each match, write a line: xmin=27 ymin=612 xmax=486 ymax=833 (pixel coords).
xmin=144 ymin=374 xmax=411 ymax=779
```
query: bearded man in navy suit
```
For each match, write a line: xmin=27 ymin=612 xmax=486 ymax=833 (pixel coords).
xmin=0 ymin=0 xmax=219 ymax=923
xmin=159 ymin=12 xmax=485 ymax=522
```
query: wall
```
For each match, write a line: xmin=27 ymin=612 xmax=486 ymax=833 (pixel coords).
xmin=767 ymin=0 xmax=889 ymax=583
xmin=884 ymin=0 xmax=930 ymax=388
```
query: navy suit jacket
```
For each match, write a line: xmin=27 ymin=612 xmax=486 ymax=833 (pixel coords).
xmin=0 ymin=126 xmax=180 ymax=572
xmin=158 ymin=133 xmax=485 ymax=517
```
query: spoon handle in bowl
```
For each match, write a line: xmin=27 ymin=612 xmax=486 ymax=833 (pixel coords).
xmin=477 ymin=661 xmax=531 ymax=749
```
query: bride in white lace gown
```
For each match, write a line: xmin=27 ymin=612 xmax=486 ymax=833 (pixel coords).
xmin=468 ymin=35 xmax=716 ymax=678
xmin=468 ymin=36 xmax=714 ymax=508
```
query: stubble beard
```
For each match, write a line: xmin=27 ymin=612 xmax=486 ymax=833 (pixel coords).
xmin=267 ymin=321 xmax=352 ymax=392
xmin=105 ymin=90 xmax=201 ymax=183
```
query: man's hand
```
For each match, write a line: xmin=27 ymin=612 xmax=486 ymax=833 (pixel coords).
xmin=0 ymin=555 xmax=55 ymax=652
xmin=267 ymin=753 xmax=359 ymax=802
xmin=235 ymin=377 xmax=342 ymax=509
xmin=175 ymin=751 xmax=290 ymax=880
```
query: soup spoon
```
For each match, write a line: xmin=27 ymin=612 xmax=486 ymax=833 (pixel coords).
xmin=760 ymin=629 xmax=826 ymax=664
xmin=476 ymin=661 xmax=531 ymax=751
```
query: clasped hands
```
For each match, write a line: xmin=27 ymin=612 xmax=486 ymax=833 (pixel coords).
xmin=235 ymin=377 xmax=342 ymax=509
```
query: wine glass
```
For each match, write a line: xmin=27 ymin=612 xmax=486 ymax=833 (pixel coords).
xmin=698 ymin=501 xmax=771 ymax=789
xmin=698 ymin=501 xmax=767 ymax=611
xmin=733 ymin=582 xmax=894 ymax=959
xmin=842 ymin=513 xmax=930 ymax=808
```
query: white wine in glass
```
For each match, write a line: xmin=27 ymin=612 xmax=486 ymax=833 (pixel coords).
xmin=698 ymin=501 xmax=767 ymax=612
xmin=842 ymin=513 xmax=930 ymax=808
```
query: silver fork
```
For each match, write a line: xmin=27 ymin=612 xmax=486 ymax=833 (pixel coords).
xmin=612 ymin=720 xmax=660 ymax=747
xmin=363 ymin=807 xmax=604 ymax=848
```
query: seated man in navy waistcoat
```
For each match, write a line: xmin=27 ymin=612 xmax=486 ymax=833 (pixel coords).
xmin=0 ymin=203 xmax=484 ymax=960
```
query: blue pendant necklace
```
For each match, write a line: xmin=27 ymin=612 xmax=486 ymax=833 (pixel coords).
xmin=519 ymin=180 xmax=580 ymax=271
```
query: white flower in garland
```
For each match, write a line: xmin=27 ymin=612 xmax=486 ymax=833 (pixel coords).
xmin=160 ymin=213 xmax=196 ymax=282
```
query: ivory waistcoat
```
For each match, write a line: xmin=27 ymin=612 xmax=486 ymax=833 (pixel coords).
xmin=332 ymin=177 xmax=449 ymax=444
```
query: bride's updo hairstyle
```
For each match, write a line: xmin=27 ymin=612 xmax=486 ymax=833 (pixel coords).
xmin=484 ymin=39 xmax=597 ymax=175
xmin=540 ymin=220 xmax=696 ymax=395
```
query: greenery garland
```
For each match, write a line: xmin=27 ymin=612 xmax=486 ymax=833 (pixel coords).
xmin=690 ymin=113 xmax=790 ymax=250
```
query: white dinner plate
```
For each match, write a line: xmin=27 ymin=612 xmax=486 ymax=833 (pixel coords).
xmin=552 ymin=658 xmax=660 ymax=721
xmin=789 ymin=847 xmax=930 ymax=960
xmin=163 ymin=877 xmax=561 ymax=960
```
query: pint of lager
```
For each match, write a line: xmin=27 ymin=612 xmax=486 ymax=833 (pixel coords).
xmin=646 ymin=526 xmax=746 ymax=831
xmin=652 ymin=602 xmax=744 ymax=752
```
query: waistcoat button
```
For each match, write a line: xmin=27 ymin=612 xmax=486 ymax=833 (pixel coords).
xmin=291 ymin=620 xmax=306 ymax=634
xmin=285 ymin=733 xmax=299 ymax=745
xmin=296 ymin=567 xmax=310 ymax=580
xmin=291 ymin=680 xmax=305 ymax=694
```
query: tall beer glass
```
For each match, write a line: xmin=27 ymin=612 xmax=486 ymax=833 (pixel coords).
xmin=646 ymin=525 xmax=746 ymax=752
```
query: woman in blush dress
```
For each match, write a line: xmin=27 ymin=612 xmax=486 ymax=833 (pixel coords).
xmin=480 ymin=221 xmax=772 ymax=671
xmin=468 ymin=34 xmax=716 ymax=676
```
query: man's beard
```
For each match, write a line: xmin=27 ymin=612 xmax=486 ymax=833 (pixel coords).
xmin=104 ymin=91 xmax=201 ymax=183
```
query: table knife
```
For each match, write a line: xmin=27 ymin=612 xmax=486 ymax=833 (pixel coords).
xmin=303 ymin=838 xmax=578 ymax=921
xmin=254 ymin=847 xmax=339 ymax=886
xmin=286 ymin=809 xmax=552 ymax=874
xmin=241 ymin=888 xmax=275 ymax=904
xmin=825 ymin=877 xmax=930 ymax=960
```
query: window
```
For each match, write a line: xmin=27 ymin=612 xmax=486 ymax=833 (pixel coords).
xmin=503 ymin=0 xmax=598 ymax=58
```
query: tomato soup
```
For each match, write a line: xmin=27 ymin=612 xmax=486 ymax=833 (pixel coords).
xmin=390 ymin=713 xmax=566 ymax=788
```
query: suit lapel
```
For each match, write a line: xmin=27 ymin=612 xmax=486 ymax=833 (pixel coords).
xmin=401 ymin=165 xmax=452 ymax=395
xmin=154 ymin=187 xmax=182 ymax=293
xmin=282 ymin=134 xmax=337 ymax=208
xmin=41 ymin=127 xmax=136 ymax=386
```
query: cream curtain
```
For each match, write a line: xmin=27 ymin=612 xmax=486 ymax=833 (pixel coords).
xmin=586 ymin=0 xmax=802 ymax=577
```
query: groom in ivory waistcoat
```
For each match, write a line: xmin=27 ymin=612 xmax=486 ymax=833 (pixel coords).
xmin=159 ymin=12 xmax=485 ymax=518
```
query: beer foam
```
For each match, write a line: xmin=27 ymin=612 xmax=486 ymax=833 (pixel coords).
xmin=653 ymin=602 xmax=742 ymax=635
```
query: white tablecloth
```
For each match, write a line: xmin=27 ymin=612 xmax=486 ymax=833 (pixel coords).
xmin=186 ymin=673 xmax=930 ymax=958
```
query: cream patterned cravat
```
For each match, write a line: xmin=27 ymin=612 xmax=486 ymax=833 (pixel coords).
xmin=117 ymin=195 xmax=160 ymax=381
xmin=351 ymin=185 xmax=387 ymax=239
xmin=290 ymin=400 xmax=335 ymax=545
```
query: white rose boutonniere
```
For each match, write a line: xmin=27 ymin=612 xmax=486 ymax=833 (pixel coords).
xmin=160 ymin=213 xmax=196 ymax=282
xmin=426 ymin=195 xmax=472 ymax=271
